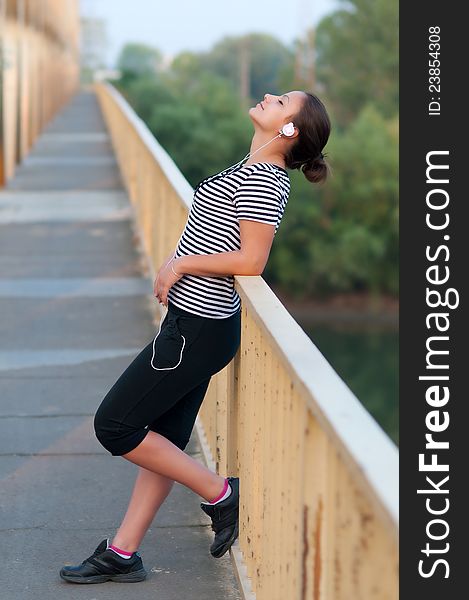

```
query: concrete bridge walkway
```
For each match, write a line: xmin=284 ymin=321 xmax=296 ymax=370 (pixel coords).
xmin=0 ymin=89 xmax=242 ymax=599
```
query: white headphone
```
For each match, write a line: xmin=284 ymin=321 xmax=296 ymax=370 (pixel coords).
xmin=279 ymin=122 xmax=296 ymax=137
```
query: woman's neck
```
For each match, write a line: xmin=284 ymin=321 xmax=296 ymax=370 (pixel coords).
xmin=243 ymin=132 xmax=286 ymax=168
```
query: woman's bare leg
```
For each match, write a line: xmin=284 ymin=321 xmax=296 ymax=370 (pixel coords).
xmin=122 ymin=431 xmax=226 ymax=505
xmin=111 ymin=467 xmax=175 ymax=553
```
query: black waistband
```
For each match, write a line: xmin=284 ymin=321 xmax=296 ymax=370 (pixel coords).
xmin=167 ymin=299 xmax=240 ymax=320
xmin=167 ymin=299 xmax=199 ymax=317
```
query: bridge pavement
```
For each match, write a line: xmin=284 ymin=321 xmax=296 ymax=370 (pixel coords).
xmin=0 ymin=90 xmax=242 ymax=599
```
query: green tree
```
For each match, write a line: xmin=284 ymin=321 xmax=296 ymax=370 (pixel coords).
xmin=315 ymin=0 xmax=398 ymax=127
xmin=116 ymin=75 xmax=177 ymax=124
xmin=117 ymin=43 xmax=163 ymax=83
xmin=201 ymin=33 xmax=293 ymax=103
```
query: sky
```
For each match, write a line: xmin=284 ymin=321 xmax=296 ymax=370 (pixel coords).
xmin=80 ymin=0 xmax=339 ymax=69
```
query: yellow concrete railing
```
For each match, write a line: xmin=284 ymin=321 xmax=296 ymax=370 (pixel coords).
xmin=0 ymin=0 xmax=80 ymax=185
xmin=95 ymin=81 xmax=399 ymax=600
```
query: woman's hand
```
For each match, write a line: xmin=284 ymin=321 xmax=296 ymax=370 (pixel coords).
xmin=153 ymin=257 xmax=183 ymax=306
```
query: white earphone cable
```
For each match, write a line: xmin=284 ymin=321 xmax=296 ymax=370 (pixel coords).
xmin=237 ymin=132 xmax=283 ymax=167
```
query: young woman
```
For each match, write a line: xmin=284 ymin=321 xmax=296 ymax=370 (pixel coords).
xmin=60 ymin=90 xmax=331 ymax=584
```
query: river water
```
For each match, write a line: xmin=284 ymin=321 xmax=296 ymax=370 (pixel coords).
xmin=298 ymin=320 xmax=399 ymax=446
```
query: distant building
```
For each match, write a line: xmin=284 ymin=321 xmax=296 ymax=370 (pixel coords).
xmin=161 ymin=53 xmax=175 ymax=71
xmin=80 ymin=17 xmax=109 ymax=83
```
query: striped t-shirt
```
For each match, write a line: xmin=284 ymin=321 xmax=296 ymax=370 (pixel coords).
xmin=167 ymin=161 xmax=291 ymax=318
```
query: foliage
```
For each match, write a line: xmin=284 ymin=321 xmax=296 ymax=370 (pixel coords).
xmin=315 ymin=0 xmax=398 ymax=127
xmin=116 ymin=43 xmax=164 ymax=83
xmin=200 ymin=33 xmax=294 ymax=100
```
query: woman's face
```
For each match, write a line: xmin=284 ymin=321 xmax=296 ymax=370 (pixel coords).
xmin=249 ymin=90 xmax=305 ymax=136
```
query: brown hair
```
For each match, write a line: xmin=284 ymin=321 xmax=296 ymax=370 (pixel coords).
xmin=285 ymin=92 xmax=332 ymax=185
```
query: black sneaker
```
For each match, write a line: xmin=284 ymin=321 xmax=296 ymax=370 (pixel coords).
xmin=59 ymin=539 xmax=147 ymax=584
xmin=200 ymin=476 xmax=239 ymax=558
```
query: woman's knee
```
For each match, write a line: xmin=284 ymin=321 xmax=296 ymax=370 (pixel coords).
xmin=93 ymin=403 xmax=126 ymax=456
xmin=94 ymin=404 xmax=152 ymax=456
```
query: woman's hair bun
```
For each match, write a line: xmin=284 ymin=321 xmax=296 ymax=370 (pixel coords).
xmin=301 ymin=152 xmax=330 ymax=184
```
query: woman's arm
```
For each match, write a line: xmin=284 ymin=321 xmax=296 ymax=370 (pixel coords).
xmin=173 ymin=250 xmax=252 ymax=277
xmin=173 ymin=220 xmax=276 ymax=277
xmin=154 ymin=221 xmax=276 ymax=305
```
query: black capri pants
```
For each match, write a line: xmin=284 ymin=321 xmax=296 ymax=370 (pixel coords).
xmin=94 ymin=299 xmax=241 ymax=456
